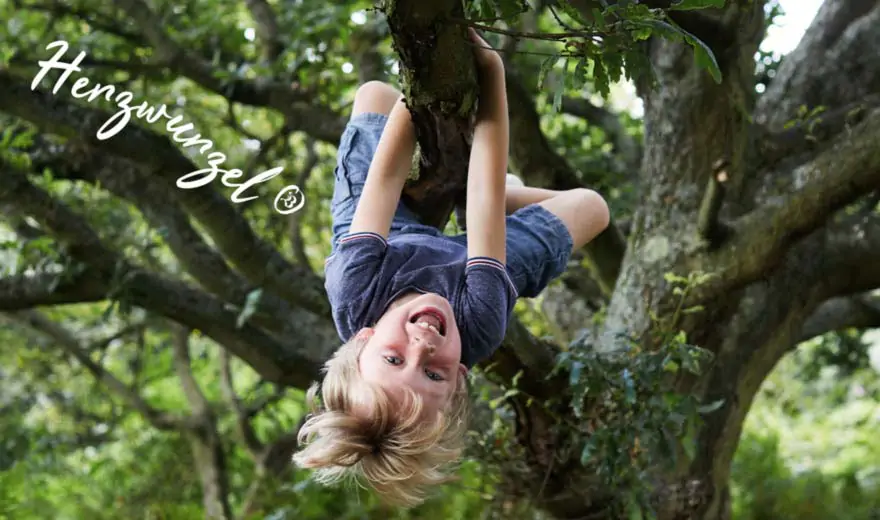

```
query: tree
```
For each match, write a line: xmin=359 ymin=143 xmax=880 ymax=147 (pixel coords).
xmin=1 ymin=0 xmax=878 ymax=519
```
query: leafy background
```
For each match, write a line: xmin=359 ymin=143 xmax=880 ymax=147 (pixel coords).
xmin=0 ymin=0 xmax=878 ymax=518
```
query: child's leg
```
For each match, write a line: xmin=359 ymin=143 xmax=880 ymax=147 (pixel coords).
xmin=505 ymin=178 xmax=609 ymax=248
xmin=538 ymin=189 xmax=609 ymax=250
xmin=329 ymin=82 xmax=427 ymax=253
xmin=500 ymin=185 xmax=609 ymax=297
xmin=505 ymin=184 xmax=560 ymax=214
xmin=352 ymin=81 xmax=402 ymax=118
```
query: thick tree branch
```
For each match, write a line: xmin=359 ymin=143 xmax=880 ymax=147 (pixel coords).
xmin=757 ymin=94 xmax=880 ymax=170
xmin=382 ymin=0 xmax=479 ymax=228
xmin=0 ymin=70 xmax=330 ymax=318
xmin=693 ymin=108 xmax=880 ymax=301
xmin=758 ymin=1 xmax=880 ymax=130
xmin=4 ymin=310 xmax=193 ymax=431
xmin=17 ymin=3 xmax=344 ymax=144
xmin=0 ymin=160 xmax=325 ymax=386
xmin=817 ymin=212 xmax=880 ymax=298
xmin=25 ymin=139 xmax=315 ymax=341
xmin=0 ymin=269 xmax=108 ymax=310
xmin=798 ymin=293 xmax=880 ymax=345
xmin=487 ymin=318 xmax=567 ymax=401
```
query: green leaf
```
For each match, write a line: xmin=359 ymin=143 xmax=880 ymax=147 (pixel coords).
xmin=636 ymin=18 xmax=722 ymax=83
xmin=673 ymin=330 xmax=688 ymax=345
xmin=682 ymin=417 xmax=698 ymax=461
xmin=669 ymin=0 xmax=726 ymax=10
xmin=557 ymin=0 xmax=590 ymax=26
xmin=580 ymin=440 xmax=594 ymax=465
xmin=573 ymin=57 xmax=588 ymax=86
xmin=691 ymin=44 xmax=722 ymax=82
xmin=682 ymin=305 xmax=705 ymax=315
xmin=623 ymin=369 xmax=636 ymax=405
xmin=537 ymin=54 xmax=560 ymax=90
xmin=698 ymin=398 xmax=725 ymax=414
xmin=569 ymin=360 xmax=584 ymax=386
xmin=663 ymin=272 xmax=687 ymax=284
xmin=236 ymin=288 xmax=263 ymax=329
xmin=496 ymin=0 xmax=530 ymax=18
xmin=593 ymin=60 xmax=610 ymax=98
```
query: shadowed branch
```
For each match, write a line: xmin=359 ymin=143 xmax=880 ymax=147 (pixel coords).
xmin=0 ymin=157 xmax=322 ymax=385
xmin=0 ymin=70 xmax=331 ymax=318
xmin=799 ymin=293 xmax=880 ymax=345
xmin=3 ymin=310 xmax=195 ymax=431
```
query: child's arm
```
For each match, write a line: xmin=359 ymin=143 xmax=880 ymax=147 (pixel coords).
xmin=466 ymin=29 xmax=509 ymax=264
xmin=348 ymin=98 xmax=416 ymax=239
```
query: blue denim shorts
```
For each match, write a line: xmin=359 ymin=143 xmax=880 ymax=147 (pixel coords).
xmin=330 ymin=113 xmax=574 ymax=297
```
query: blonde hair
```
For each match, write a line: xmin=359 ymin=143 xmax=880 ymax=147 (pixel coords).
xmin=292 ymin=334 xmax=471 ymax=507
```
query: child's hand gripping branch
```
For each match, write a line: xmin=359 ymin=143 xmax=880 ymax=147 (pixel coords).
xmin=293 ymin=28 xmax=611 ymax=509
xmin=465 ymin=28 xmax=509 ymax=268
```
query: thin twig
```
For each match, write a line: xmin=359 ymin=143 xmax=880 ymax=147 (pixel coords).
xmin=288 ymin=138 xmax=319 ymax=270
xmin=462 ymin=20 xmax=598 ymax=41
xmin=220 ymin=349 xmax=264 ymax=457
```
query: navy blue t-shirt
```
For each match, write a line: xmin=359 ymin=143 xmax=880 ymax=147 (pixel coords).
xmin=323 ymin=230 xmax=518 ymax=368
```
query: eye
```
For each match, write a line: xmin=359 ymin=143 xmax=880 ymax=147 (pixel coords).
xmin=425 ymin=369 xmax=444 ymax=382
xmin=384 ymin=355 xmax=403 ymax=366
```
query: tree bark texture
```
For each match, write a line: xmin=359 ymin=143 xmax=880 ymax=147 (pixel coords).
xmin=3 ymin=0 xmax=880 ymax=518
xmin=382 ymin=0 xmax=880 ymax=518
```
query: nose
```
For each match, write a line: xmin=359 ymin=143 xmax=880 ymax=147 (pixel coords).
xmin=411 ymin=334 xmax=436 ymax=356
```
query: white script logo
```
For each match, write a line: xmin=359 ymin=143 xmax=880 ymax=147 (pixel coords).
xmin=32 ymin=40 xmax=304 ymax=215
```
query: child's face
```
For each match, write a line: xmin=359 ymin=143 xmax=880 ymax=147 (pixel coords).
xmin=357 ymin=292 xmax=467 ymax=416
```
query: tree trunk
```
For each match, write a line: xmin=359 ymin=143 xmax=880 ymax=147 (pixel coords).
xmin=4 ymin=0 xmax=879 ymax=517
xmin=385 ymin=0 xmax=880 ymax=518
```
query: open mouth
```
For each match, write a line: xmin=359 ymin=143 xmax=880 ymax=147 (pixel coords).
xmin=409 ymin=307 xmax=447 ymax=337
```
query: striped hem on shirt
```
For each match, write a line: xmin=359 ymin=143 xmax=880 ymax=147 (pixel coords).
xmin=338 ymin=231 xmax=387 ymax=246
xmin=466 ymin=257 xmax=518 ymax=296
xmin=325 ymin=232 xmax=387 ymax=264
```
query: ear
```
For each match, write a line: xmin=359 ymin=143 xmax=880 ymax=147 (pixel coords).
xmin=458 ymin=364 xmax=468 ymax=378
xmin=355 ymin=327 xmax=374 ymax=341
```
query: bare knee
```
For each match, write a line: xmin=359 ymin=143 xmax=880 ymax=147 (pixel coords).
xmin=352 ymin=81 xmax=402 ymax=117
xmin=541 ymin=188 xmax=610 ymax=249
xmin=572 ymin=188 xmax=610 ymax=235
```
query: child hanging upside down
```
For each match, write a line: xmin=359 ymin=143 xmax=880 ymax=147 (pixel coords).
xmin=293 ymin=29 xmax=610 ymax=507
